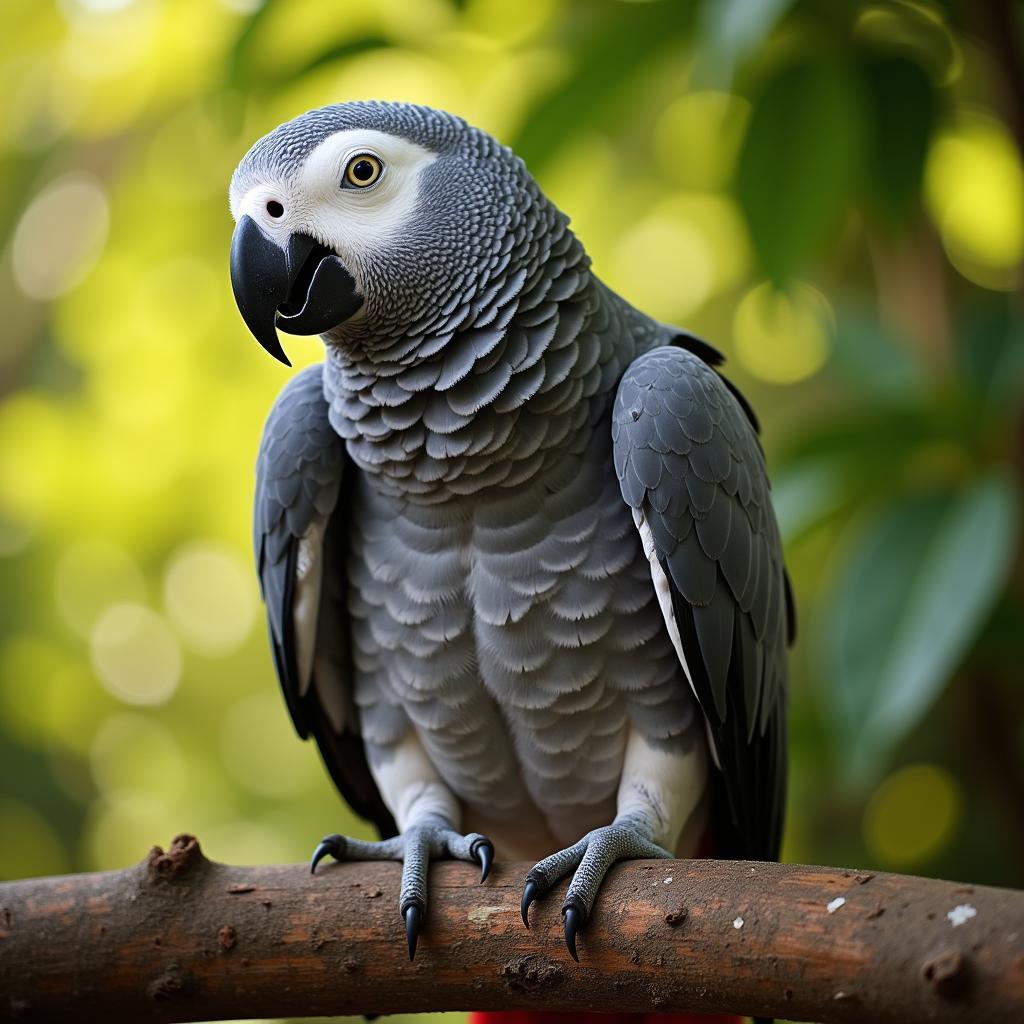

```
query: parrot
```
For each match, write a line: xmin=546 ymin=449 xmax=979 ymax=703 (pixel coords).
xmin=229 ymin=101 xmax=794 ymax=986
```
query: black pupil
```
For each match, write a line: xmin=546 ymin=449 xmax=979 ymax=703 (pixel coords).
xmin=266 ymin=200 xmax=284 ymax=218
xmin=352 ymin=159 xmax=375 ymax=182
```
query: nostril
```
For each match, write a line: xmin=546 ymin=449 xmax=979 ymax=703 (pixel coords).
xmin=266 ymin=200 xmax=284 ymax=219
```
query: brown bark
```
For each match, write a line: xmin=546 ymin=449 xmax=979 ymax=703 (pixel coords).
xmin=976 ymin=0 xmax=1024 ymax=155
xmin=1 ymin=834 xmax=1022 ymax=1024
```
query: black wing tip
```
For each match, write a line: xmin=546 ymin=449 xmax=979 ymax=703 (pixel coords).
xmin=783 ymin=569 xmax=798 ymax=646
xmin=308 ymin=714 xmax=399 ymax=840
xmin=668 ymin=328 xmax=725 ymax=367
xmin=719 ymin=374 xmax=761 ymax=435
xmin=669 ymin=566 xmax=785 ymax=865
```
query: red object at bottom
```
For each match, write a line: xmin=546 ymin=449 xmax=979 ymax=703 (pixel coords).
xmin=468 ymin=1014 xmax=743 ymax=1024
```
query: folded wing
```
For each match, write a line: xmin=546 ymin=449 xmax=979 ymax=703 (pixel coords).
xmin=254 ymin=364 xmax=396 ymax=838
xmin=613 ymin=345 xmax=793 ymax=860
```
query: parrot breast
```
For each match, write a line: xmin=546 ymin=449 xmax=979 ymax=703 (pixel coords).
xmin=346 ymin=420 xmax=702 ymax=846
xmin=319 ymin=177 xmax=704 ymax=847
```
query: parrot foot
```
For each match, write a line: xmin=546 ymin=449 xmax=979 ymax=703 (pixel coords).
xmin=519 ymin=813 xmax=671 ymax=961
xmin=308 ymin=814 xmax=494 ymax=960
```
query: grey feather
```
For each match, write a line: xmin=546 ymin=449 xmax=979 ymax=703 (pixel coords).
xmin=612 ymin=345 xmax=790 ymax=860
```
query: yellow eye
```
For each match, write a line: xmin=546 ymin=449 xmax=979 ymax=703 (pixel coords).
xmin=344 ymin=154 xmax=383 ymax=188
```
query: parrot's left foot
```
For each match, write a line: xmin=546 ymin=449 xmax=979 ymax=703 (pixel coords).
xmin=520 ymin=814 xmax=671 ymax=961
xmin=309 ymin=814 xmax=493 ymax=960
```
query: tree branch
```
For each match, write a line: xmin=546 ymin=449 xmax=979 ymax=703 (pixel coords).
xmin=1 ymin=834 xmax=1021 ymax=1024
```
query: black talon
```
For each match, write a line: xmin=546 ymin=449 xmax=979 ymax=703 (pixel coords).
xmin=310 ymin=834 xmax=344 ymax=874
xmin=404 ymin=904 xmax=422 ymax=961
xmin=563 ymin=905 xmax=584 ymax=962
xmin=521 ymin=879 xmax=539 ymax=929
xmin=472 ymin=839 xmax=494 ymax=883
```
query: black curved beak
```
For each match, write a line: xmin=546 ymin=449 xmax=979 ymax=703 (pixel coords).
xmin=229 ymin=215 xmax=363 ymax=365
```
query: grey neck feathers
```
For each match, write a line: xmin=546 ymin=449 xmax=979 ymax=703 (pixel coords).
xmin=322 ymin=208 xmax=662 ymax=505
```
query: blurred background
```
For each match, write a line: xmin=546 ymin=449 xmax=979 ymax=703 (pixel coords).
xmin=1 ymin=0 xmax=1022 ymax=1020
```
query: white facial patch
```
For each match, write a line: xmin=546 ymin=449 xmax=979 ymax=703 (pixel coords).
xmin=231 ymin=128 xmax=438 ymax=293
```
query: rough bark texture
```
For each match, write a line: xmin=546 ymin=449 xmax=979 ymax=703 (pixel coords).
xmin=1 ymin=834 xmax=1022 ymax=1023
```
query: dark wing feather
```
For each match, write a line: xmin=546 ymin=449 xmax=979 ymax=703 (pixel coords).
xmin=613 ymin=345 xmax=790 ymax=861
xmin=254 ymin=364 xmax=396 ymax=839
xmin=663 ymin=326 xmax=761 ymax=432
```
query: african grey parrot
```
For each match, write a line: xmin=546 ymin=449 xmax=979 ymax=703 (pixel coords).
xmin=229 ymin=101 xmax=793 ymax=963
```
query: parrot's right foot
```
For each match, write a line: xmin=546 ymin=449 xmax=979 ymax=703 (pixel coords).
xmin=309 ymin=814 xmax=493 ymax=960
xmin=519 ymin=813 xmax=672 ymax=961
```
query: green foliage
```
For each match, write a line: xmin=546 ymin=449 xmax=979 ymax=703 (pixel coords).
xmin=859 ymin=55 xmax=936 ymax=224
xmin=509 ymin=0 xmax=699 ymax=172
xmin=825 ymin=474 xmax=1020 ymax=785
xmin=696 ymin=0 xmax=797 ymax=82
xmin=737 ymin=56 xmax=865 ymax=283
xmin=956 ymin=298 xmax=1024 ymax=408
xmin=827 ymin=307 xmax=925 ymax=400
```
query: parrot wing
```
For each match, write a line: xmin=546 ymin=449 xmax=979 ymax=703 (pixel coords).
xmin=612 ymin=343 xmax=794 ymax=860
xmin=254 ymin=363 xmax=396 ymax=838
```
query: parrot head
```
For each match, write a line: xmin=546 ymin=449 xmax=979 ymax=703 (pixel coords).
xmin=229 ymin=101 xmax=540 ymax=365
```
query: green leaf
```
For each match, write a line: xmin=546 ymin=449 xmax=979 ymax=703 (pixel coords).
xmin=781 ymin=404 xmax=944 ymax=482
xmin=772 ymin=458 xmax=850 ymax=543
xmin=955 ymin=299 xmax=1024 ymax=411
xmin=828 ymin=306 xmax=925 ymax=401
xmin=510 ymin=1 xmax=697 ymax=174
xmin=694 ymin=0 xmax=797 ymax=86
xmin=825 ymin=474 xmax=1020 ymax=786
xmin=859 ymin=56 xmax=935 ymax=224
xmin=221 ymin=0 xmax=390 ymax=89
xmin=736 ymin=58 xmax=865 ymax=284
xmin=226 ymin=31 xmax=390 ymax=90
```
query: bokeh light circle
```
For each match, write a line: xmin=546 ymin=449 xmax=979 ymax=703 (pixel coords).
xmin=733 ymin=281 xmax=833 ymax=384
xmin=55 ymin=539 xmax=147 ymax=637
xmin=89 ymin=603 xmax=181 ymax=705
xmin=89 ymin=712 xmax=186 ymax=800
xmin=653 ymin=91 xmax=750 ymax=190
xmin=163 ymin=542 xmax=257 ymax=656
xmin=925 ymin=112 xmax=1024 ymax=291
xmin=611 ymin=216 xmax=715 ymax=322
xmin=863 ymin=762 xmax=963 ymax=868
xmin=12 ymin=174 xmax=109 ymax=300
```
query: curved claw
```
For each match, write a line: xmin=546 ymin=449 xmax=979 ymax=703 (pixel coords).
xmin=310 ymin=834 xmax=344 ymax=875
xmin=521 ymin=879 xmax=539 ymax=929
xmin=563 ymin=905 xmax=584 ymax=963
xmin=473 ymin=839 xmax=494 ymax=883
xmin=404 ymin=904 xmax=422 ymax=961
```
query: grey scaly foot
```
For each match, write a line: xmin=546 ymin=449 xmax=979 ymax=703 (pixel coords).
xmin=310 ymin=813 xmax=494 ymax=959
xmin=520 ymin=812 xmax=671 ymax=961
